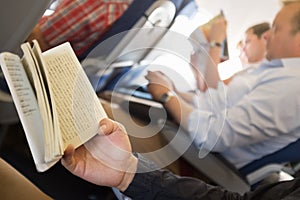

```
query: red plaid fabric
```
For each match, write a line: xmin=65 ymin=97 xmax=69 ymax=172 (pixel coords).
xmin=39 ymin=0 xmax=133 ymax=57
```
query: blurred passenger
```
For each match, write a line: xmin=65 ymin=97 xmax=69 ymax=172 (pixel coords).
xmin=190 ymin=20 xmax=270 ymax=92
xmin=157 ymin=22 xmax=270 ymax=120
xmin=189 ymin=12 xmax=227 ymax=91
xmin=27 ymin=0 xmax=133 ymax=58
xmin=242 ymin=22 xmax=270 ymax=66
xmin=145 ymin=2 xmax=300 ymax=169
xmin=237 ymin=40 xmax=249 ymax=67
xmin=223 ymin=22 xmax=270 ymax=84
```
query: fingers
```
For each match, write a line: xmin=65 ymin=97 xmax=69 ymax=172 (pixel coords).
xmin=98 ymin=118 xmax=125 ymax=136
xmin=115 ymin=121 xmax=127 ymax=133
xmin=98 ymin=118 xmax=114 ymax=135
xmin=145 ymin=70 xmax=156 ymax=80
xmin=145 ymin=71 xmax=170 ymax=86
xmin=158 ymin=71 xmax=166 ymax=76
xmin=145 ymin=70 xmax=165 ymax=80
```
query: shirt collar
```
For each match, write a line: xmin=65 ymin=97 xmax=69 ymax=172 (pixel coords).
xmin=250 ymin=59 xmax=283 ymax=75
xmin=262 ymin=59 xmax=283 ymax=68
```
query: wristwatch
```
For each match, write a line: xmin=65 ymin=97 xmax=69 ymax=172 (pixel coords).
xmin=209 ymin=41 xmax=222 ymax=48
xmin=159 ymin=91 xmax=175 ymax=104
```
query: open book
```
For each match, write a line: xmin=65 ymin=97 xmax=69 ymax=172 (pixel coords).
xmin=0 ymin=40 xmax=107 ymax=172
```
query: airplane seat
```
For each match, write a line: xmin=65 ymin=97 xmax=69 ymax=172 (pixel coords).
xmin=78 ymin=0 xmax=156 ymax=62
xmin=0 ymin=73 xmax=19 ymax=145
xmin=78 ymin=0 xmax=191 ymax=62
xmin=0 ymin=95 xmax=19 ymax=146
xmin=0 ymin=0 xmax=52 ymax=146
xmin=79 ymin=0 xmax=196 ymax=93
xmin=80 ymin=0 xmax=178 ymax=91
xmin=239 ymin=138 xmax=300 ymax=186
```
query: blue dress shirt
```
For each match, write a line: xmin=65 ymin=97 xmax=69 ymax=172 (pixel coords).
xmin=188 ymin=58 xmax=300 ymax=168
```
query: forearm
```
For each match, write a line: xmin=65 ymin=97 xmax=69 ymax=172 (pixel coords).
xmin=204 ymin=46 xmax=222 ymax=89
xmin=163 ymin=94 xmax=193 ymax=130
xmin=201 ymin=15 xmax=226 ymax=89
xmin=146 ymin=81 xmax=193 ymax=129
xmin=117 ymin=155 xmax=139 ymax=192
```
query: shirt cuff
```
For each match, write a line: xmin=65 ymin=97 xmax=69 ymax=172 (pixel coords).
xmin=123 ymin=154 xmax=159 ymax=198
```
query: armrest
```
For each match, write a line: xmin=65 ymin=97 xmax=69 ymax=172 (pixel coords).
xmin=159 ymin=120 xmax=251 ymax=194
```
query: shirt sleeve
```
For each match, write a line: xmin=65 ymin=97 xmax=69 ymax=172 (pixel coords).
xmin=123 ymin=154 xmax=243 ymax=200
xmin=122 ymin=155 xmax=300 ymax=200
xmin=188 ymin=27 xmax=210 ymax=74
xmin=187 ymin=68 xmax=300 ymax=153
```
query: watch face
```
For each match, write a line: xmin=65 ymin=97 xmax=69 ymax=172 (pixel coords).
xmin=159 ymin=93 xmax=169 ymax=103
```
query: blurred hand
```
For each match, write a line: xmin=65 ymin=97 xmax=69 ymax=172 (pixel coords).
xmin=61 ymin=118 xmax=138 ymax=191
xmin=209 ymin=16 xmax=227 ymax=43
xmin=145 ymin=71 xmax=175 ymax=101
xmin=200 ymin=15 xmax=227 ymax=43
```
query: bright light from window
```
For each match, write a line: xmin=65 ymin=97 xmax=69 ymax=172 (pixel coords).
xmin=149 ymin=54 xmax=196 ymax=91
xmin=218 ymin=58 xmax=243 ymax=80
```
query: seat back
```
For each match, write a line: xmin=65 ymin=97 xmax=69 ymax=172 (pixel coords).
xmin=0 ymin=0 xmax=51 ymax=54
xmin=78 ymin=0 xmax=157 ymax=61
xmin=94 ymin=0 xmax=200 ymax=94
xmin=79 ymin=0 xmax=187 ymax=62
xmin=81 ymin=0 xmax=193 ymax=92
xmin=0 ymin=0 xmax=52 ymax=145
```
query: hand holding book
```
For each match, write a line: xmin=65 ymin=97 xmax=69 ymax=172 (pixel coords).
xmin=0 ymin=40 xmax=107 ymax=172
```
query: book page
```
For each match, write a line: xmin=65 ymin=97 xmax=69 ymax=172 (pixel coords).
xmin=21 ymin=42 xmax=59 ymax=163
xmin=41 ymin=42 xmax=107 ymax=149
xmin=0 ymin=52 xmax=58 ymax=172
xmin=31 ymin=40 xmax=62 ymax=162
